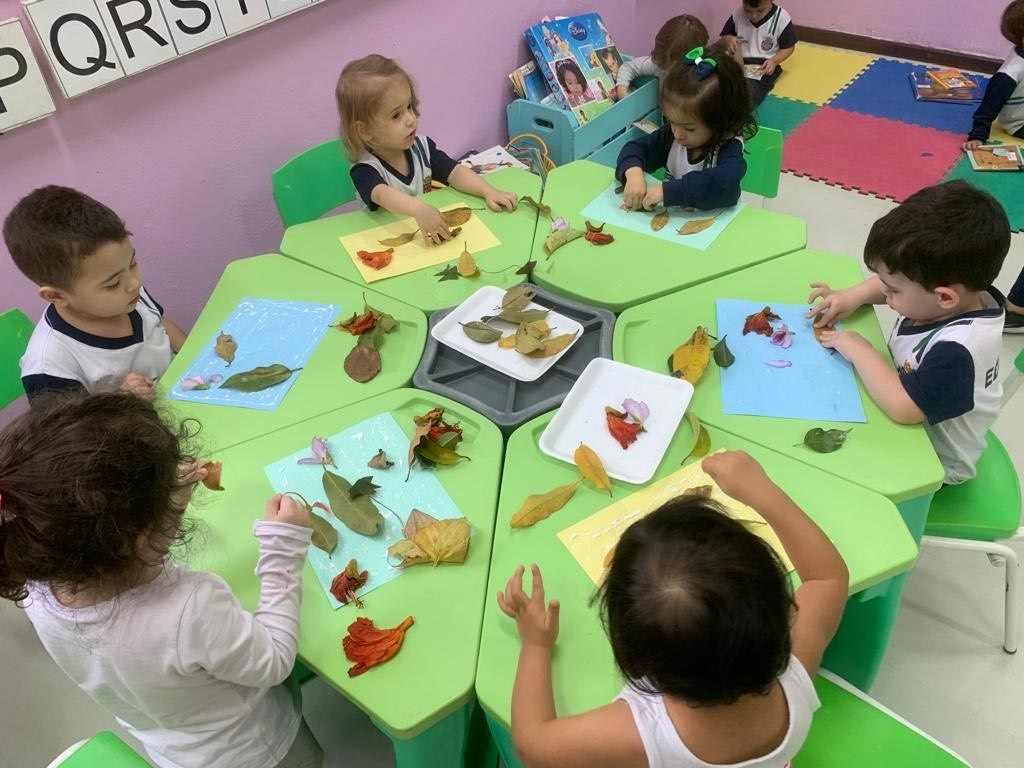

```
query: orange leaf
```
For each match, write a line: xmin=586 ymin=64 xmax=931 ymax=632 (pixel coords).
xmin=574 ymin=443 xmax=611 ymax=496
xmin=358 ymin=248 xmax=394 ymax=270
xmin=342 ymin=616 xmax=414 ymax=677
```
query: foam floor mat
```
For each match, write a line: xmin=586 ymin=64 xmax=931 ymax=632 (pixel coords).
xmin=945 ymin=156 xmax=1024 ymax=232
xmin=770 ymin=43 xmax=876 ymax=105
xmin=756 ymin=94 xmax=818 ymax=136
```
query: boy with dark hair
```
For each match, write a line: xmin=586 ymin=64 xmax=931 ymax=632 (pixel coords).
xmin=965 ymin=0 xmax=1024 ymax=149
xmin=721 ymin=0 xmax=797 ymax=105
xmin=809 ymin=181 xmax=1010 ymax=483
xmin=3 ymin=186 xmax=186 ymax=401
xmin=611 ymin=14 xmax=710 ymax=101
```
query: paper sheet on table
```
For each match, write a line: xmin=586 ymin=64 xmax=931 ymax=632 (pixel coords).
xmin=339 ymin=204 xmax=501 ymax=283
xmin=580 ymin=176 xmax=744 ymax=251
xmin=716 ymin=299 xmax=866 ymax=422
xmin=264 ymin=412 xmax=466 ymax=609
xmin=558 ymin=456 xmax=793 ymax=586
xmin=168 ymin=298 xmax=337 ymax=411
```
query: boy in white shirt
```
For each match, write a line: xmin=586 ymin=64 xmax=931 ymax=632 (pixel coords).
xmin=721 ymin=0 xmax=798 ymax=105
xmin=611 ymin=15 xmax=709 ymax=101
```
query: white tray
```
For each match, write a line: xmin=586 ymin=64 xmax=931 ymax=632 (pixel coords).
xmin=431 ymin=285 xmax=583 ymax=382
xmin=539 ymin=358 xmax=694 ymax=485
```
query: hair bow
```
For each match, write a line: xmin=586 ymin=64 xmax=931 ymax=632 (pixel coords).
xmin=684 ymin=46 xmax=717 ymax=80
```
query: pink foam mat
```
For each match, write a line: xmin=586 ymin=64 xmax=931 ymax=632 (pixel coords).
xmin=782 ymin=107 xmax=965 ymax=201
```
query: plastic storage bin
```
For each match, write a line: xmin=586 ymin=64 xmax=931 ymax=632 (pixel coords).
xmin=414 ymin=285 xmax=615 ymax=433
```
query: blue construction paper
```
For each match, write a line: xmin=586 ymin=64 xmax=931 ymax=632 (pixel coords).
xmin=830 ymin=58 xmax=988 ymax=134
xmin=580 ymin=176 xmax=745 ymax=251
xmin=716 ymin=299 xmax=866 ymax=423
xmin=264 ymin=412 xmax=465 ymax=609
xmin=169 ymin=298 xmax=338 ymax=411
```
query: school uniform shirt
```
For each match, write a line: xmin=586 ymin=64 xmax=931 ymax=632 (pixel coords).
xmin=20 ymin=286 xmax=172 ymax=401
xmin=23 ymin=521 xmax=312 ymax=768
xmin=616 ymin=124 xmax=746 ymax=210
xmin=618 ymin=656 xmax=819 ymax=768
xmin=721 ymin=4 xmax=797 ymax=63
xmin=889 ymin=289 xmax=1005 ymax=484
xmin=615 ymin=55 xmax=665 ymax=88
xmin=968 ymin=47 xmax=1024 ymax=142
xmin=349 ymin=135 xmax=458 ymax=209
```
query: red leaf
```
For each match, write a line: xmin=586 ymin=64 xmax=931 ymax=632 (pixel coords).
xmin=358 ymin=248 xmax=394 ymax=270
xmin=606 ymin=412 xmax=641 ymax=449
xmin=337 ymin=310 xmax=377 ymax=335
xmin=742 ymin=306 xmax=781 ymax=337
xmin=342 ymin=616 xmax=414 ymax=677
xmin=330 ymin=560 xmax=369 ymax=607
xmin=584 ymin=230 xmax=615 ymax=245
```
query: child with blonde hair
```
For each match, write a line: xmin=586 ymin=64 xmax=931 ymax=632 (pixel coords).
xmin=337 ymin=54 xmax=517 ymax=245
xmin=611 ymin=14 xmax=709 ymax=101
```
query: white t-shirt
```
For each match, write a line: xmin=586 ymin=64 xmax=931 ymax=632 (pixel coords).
xmin=19 ymin=286 xmax=172 ymax=400
xmin=996 ymin=49 xmax=1024 ymax=135
xmin=889 ymin=289 xmax=1005 ymax=484
xmin=23 ymin=521 xmax=312 ymax=768
xmin=617 ymin=656 xmax=820 ymax=768
xmin=728 ymin=5 xmax=795 ymax=61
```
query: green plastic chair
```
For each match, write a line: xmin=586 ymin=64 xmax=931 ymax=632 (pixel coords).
xmin=46 ymin=731 xmax=151 ymax=767
xmin=272 ymin=139 xmax=357 ymax=227
xmin=0 ymin=309 xmax=33 ymax=409
xmin=795 ymin=671 xmax=970 ymax=767
xmin=921 ymin=347 xmax=1024 ymax=653
xmin=741 ymin=126 xmax=783 ymax=200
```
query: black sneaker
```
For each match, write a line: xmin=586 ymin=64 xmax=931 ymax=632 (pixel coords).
xmin=1005 ymin=311 xmax=1024 ymax=334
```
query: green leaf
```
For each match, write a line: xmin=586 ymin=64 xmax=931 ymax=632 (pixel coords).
xmin=682 ymin=412 xmax=711 ymax=463
xmin=712 ymin=335 xmax=735 ymax=368
xmin=322 ymin=469 xmax=383 ymax=535
xmin=435 ymin=430 xmax=461 ymax=449
xmin=460 ymin=321 xmax=502 ymax=344
xmin=435 ymin=264 xmax=461 ymax=282
xmin=501 ymin=285 xmax=535 ymax=312
xmin=414 ymin=438 xmax=469 ymax=467
xmin=219 ymin=364 xmax=299 ymax=392
xmin=802 ymin=428 xmax=852 ymax=454
xmin=357 ymin=326 xmax=387 ymax=350
xmin=309 ymin=511 xmax=339 ymax=555
xmin=349 ymin=475 xmax=380 ymax=499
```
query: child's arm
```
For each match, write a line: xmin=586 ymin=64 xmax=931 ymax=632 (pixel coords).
xmin=497 ymin=565 xmax=645 ymax=768
xmin=161 ymin=317 xmax=187 ymax=353
xmin=703 ymin=452 xmax=849 ymax=676
xmin=965 ymin=70 xmax=1018 ymax=148
xmin=616 ymin=125 xmax=674 ymax=210
xmin=761 ymin=23 xmax=797 ymax=76
xmin=650 ymin=137 xmax=746 ymax=211
xmin=807 ymin=274 xmax=886 ymax=327
xmin=446 ymin=164 xmax=518 ymax=212
xmin=612 ymin=56 xmax=659 ymax=100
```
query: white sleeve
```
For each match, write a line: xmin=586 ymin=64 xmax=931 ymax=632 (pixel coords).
xmin=616 ymin=55 xmax=660 ymax=87
xmin=177 ymin=521 xmax=312 ymax=688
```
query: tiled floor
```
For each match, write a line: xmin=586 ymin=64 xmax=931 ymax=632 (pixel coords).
xmin=3 ymin=174 xmax=1023 ymax=768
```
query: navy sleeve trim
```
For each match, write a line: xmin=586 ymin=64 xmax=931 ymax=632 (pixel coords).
xmin=722 ymin=17 xmax=737 ymax=36
xmin=662 ymin=138 xmax=746 ymax=210
xmin=899 ymin=341 xmax=975 ymax=424
xmin=615 ymin=124 xmax=674 ymax=180
xmin=350 ymin=163 xmax=386 ymax=209
xmin=139 ymin=286 xmax=163 ymax=316
xmin=425 ymin=137 xmax=458 ymax=184
xmin=22 ymin=374 xmax=84 ymax=402
xmin=778 ymin=23 xmax=797 ymax=49
xmin=969 ymin=72 xmax=1018 ymax=142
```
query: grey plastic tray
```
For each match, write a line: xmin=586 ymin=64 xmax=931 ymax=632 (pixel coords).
xmin=414 ymin=284 xmax=615 ymax=433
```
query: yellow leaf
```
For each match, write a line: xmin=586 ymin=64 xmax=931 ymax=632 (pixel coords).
xmin=498 ymin=333 xmax=517 ymax=349
xmin=511 ymin=482 xmax=579 ymax=528
xmin=441 ymin=207 xmax=472 ymax=227
xmin=388 ymin=538 xmax=430 ymax=567
xmin=683 ymin=412 xmax=711 ymax=462
xmin=574 ymin=443 xmax=612 ymax=496
xmin=457 ymin=243 xmax=479 ymax=278
xmin=527 ymin=331 xmax=578 ymax=358
xmin=214 ymin=332 xmax=237 ymax=365
xmin=412 ymin=517 xmax=471 ymax=566
xmin=668 ymin=326 xmax=712 ymax=385
xmin=379 ymin=231 xmax=418 ymax=248
xmin=521 ymin=319 xmax=551 ymax=340
xmin=651 ymin=210 xmax=669 ymax=231
xmin=678 ymin=217 xmax=716 ymax=235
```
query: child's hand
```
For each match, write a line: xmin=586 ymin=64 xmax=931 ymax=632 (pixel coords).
xmin=415 ymin=204 xmax=453 ymax=246
xmin=963 ymin=139 xmax=983 ymax=150
xmin=497 ymin=564 xmax=560 ymax=649
xmin=807 ymin=283 xmax=860 ymax=327
xmin=611 ymin=85 xmax=628 ymax=102
xmin=120 ymin=372 xmax=155 ymax=399
xmin=169 ymin=461 xmax=207 ymax=512
xmin=484 ymin=187 xmax=518 ymax=212
xmin=816 ymin=328 xmax=862 ymax=361
xmin=702 ymin=451 xmax=776 ymax=509
xmin=621 ymin=169 xmax=647 ymax=210
xmin=641 ymin=184 xmax=664 ymax=211
xmin=760 ymin=59 xmax=778 ymax=76
xmin=264 ymin=493 xmax=311 ymax=528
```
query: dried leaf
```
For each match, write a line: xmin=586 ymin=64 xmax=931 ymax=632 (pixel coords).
xmin=201 ymin=460 xmax=224 ymax=491
xmin=435 ymin=264 xmax=460 ymax=282
xmin=214 ymin=332 xmax=237 ymax=365
xmin=457 ymin=243 xmax=479 ymax=278
xmin=330 ymin=559 xmax=368 ymax=606
xmin=220 ymin=364 xmax=300 ymax=392
xmin=502 ymin=285 xmax=535 ymax=313
xmin=322 ymin=469 xmax=384 ymax=536
xmin=521 ymin=195 xmax=552 ymax=218
xmin=498 ymin=333 xmax=517 ymax=349
xmin=349 ymin=475 xmax=380 ymax=499
xmin=356 ymin=326 xmax=387 ymax=350
xmin=683 ymin=412 xmax=711 ymax=462
xmin=651 ymin=210 xmax=669 ymax=231
xmin=742 ymin=306 xmax=781 ymax=337
xmin=527 ymin=331 xmax=578 ymax=358
xmin=668 ymin=327 xmax=712 ymax=385
xmin=343 ymin=616 xmax=414 ymax=677
xmin=678 ymin=217 xmax=715 ymax=235
xmin=388 ymin=538 xmax=431 ymax=567
xmin=337 ymin=311 xmax=377 ymax=336
xmin=521 ymin=319 xmax=551 ymax=340
xmin=378 ymin=231 xmax=417 ymax=248
xmin=511 ymin=482 xmax=579 ymax=528
xmin=483 ymin=308 xmax=550 ymax=325
xmin=585 ymin=220 xmax=605 ymax=233
xmin=543 ymin=228 xmax=583 ymax=257
xmin=402 ymin=517 xmax=471 ymax=566
xmin=802 ymin=428 xmax=852 ymax=454
xmin=515 ymin=260 xmax=536 ymax=276
xmin=765 ymin=360 xmax=792 ymax=369
xmin=407 ymin=409 xmax=463 ymax=478
xmin=607 ymin=412 xmax=642 ymax=449
xmin=344 ymin=345 xmax=381 ymax=383
xmin=358 ymin=248 xmax=394 ymax=270
xmin=575 ymin=443 xmax=612 ymax=496
xmin=415 ymin=437 xmax=469 ymax=467
xmin=309 ymin=510 xmax=339 ymax=555
xmin=712 ymin=335 xmax=735 ymax=368
xmin=402 ymin=508 xmax=436 ymax=539
xmin=515 ymin=331 xmax=545 ymax=355
xmin=460 ymin=321 xmax=502 ymax=344
xmin=368 ymin=449 xmax=394 ymax=470
xmin=441 ymin=207 xmax=472 ymax=227
xmin=585 ymin=229 xmax=615 ymax=245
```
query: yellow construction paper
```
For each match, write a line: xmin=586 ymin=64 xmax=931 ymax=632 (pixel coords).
xmin=338 ymin=204 xmax=501 ymax=283
xmin=558 ymin=455 xmax=794 ymax=586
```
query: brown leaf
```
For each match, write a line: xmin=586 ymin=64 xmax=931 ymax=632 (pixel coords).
xmin=389 ymin=510 xmax=471 ymax=567
xmin=575 ymin=443 xmax=611 ymax=496
xmin=403 ymin=508 xmax=436 ymax=539
xmin=330 ymin=559 xmax=368 ymax=606
xmin=214 ymin=332 xmax=236 ymax=366
xmin=678 ymin=217 xmax=715 ymax=235
xmin=527 ymin=331 xmax=578 ymax=358
xmin=511 ymin=481 xmax=579 ymax=528
xmin=651 ymin=210 xmax=669 ymax=231
xmin=338 ymin=310 xmax=377 ymax=335
xmin=743 ymin=306 xmax=781 ymax=336
xmin=368 ymin=449 xmax=394 ymax=470
xmin=344 ymin=345 xmax=381 ymax=383
xmin=668 ymin=327 xmax=712 ymax=384
xmin=379 ymin=231 xmax=417 ymax=248
xmin=441 ymin=207 xmax=472 ymax=227
xmin=201 ymin=460 xmax=224 ymax=491
xmin=387 ymin=538 xmax=431 ymax=567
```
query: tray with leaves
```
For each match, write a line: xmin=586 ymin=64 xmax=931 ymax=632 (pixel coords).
xmin=430 ymin=285 xmax=584 ymax=382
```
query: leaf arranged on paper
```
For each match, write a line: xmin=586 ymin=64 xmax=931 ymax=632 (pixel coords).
xmin=179 ymin=373 xmax=222 ymax=391
xmin=543 ymin=228 xmax=583 ymax=257
xmin=435 ymin=264 xmax=460 ymax=282
xmin=330 ymin=559 xmax=368 ymax=606
xmin=712 ymin=335 xmax=735 ymax=368
xmin=515 ymin=260 xmax=536 ymax=276
xmin=407 ymin=407 xmax=466 ymax=478
xmin=742 ymin=306 xmax=781 ymax=337
xmin=668 ymin=326 xmax=712 ymax=384
xmin=214 ymin=332 xmax=237 ymax=365
xmin=441 ymin=207 xmax=473 ymax=228
xmin=219 ymin=364 xmax=300 ymax=392
xmin=344 ymin=345 xmax=381 ymax=383
xmin=511 ymin=481 xmax=579 ymax=528
xmin=802 ymin=428 xmax=852 ymax=454
xmin=457 ymin=243 xmax=479 ymax=278
xmin=388 ymin=509 xmax=471 ymax=567
xmin=650 ymin=210 xmax=669 ymax=231
xmin=201 ymin=460 xmax=224 ymax=491
xmin=521 ymin=195 xmax=552 ymax=219
xmin=378 ymin=231 xmax=417 ymax=248
xmin=461 ymin=321 xmax=502 ymax=344
xmin=415 ymin=438 xmax=469 ymax=466
xmin=368 ymin=449 xmax=394 ymax=470
xmin=607 ymin=411 xmax=642 ymax=449
xmin=575 ymin=443 xmax=611 ymax=496
xmin=298 ymin=436 xmax=336 ymax=467
xmin=678 ymin=217 xmax=715 ymax=235
xmin=309 ymin=510 xmax=339 ymax=555
xmin=358 ymin=248 xmax=394 ymax=270
xmin=683 ymin=412 xmax=711 ymax=462
xmin=765 ymin=360 xmax=792 ymax=369
xmin=343 ymin=616 xmax=414 ymax=677
xmin=322 ymin=469 xmax=384 ymax=535
xmin=349 ymin=475 xmax=380 ymax=499
xmin=771 ymin=324 xmax=794 ymax=349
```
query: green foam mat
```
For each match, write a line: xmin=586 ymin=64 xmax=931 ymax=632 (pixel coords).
xmin=756 ymin=94 xmax=818 ymax=136
xmin=944 ymin=155 xmax=1024 ymax=233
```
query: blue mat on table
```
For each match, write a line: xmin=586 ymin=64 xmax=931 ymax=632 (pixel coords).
xmin=829 ymin=58 xmax=987 ymax=135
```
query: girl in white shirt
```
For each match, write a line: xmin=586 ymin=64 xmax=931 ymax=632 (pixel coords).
xmin=0 ymin=393 xmax=320 ymax=768
xmin=497 ymin=451 xmax=850 ymax=768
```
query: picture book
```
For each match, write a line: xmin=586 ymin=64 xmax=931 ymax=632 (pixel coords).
xmin=459 ymin=145 xmax=529 ymax=175
xmin=966 ymin=144 xmax=1024 ymax=172
xmin=508 ymin=61 xmax=554 ymax=104
xmin=524 ymin=13 xmax=620 ymax=123
xmin=908 ymin=70 xmax=983 ymax=103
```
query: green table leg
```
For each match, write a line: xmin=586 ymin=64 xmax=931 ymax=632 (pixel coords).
xmin=822 ymin=493 xmax=933 ymax=691
xmin=377 ymin=697 xmax=497 ymax=768
xmin=485 ymin=711 xmax=523 ymax=768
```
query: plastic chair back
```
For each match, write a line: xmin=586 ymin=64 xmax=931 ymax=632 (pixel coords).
xmin=0 ymin=309 xmax=33 ymax=409
xmin=741 ymin=127 xmax=784 ymax=199
xmin=272 ymin=139 xmax=357 ymax=227
xmin=47 ymin=732 xmax=151 ymax=767
xmin=1001 ymin=346 xmax=1024 ymax=406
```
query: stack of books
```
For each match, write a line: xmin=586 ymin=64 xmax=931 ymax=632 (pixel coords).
xmin=909 ymin=68 xmax=983 ymax=103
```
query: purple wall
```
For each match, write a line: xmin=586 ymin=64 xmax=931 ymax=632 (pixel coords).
xmin=0 ymin=0 xmax=678 ymax=327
